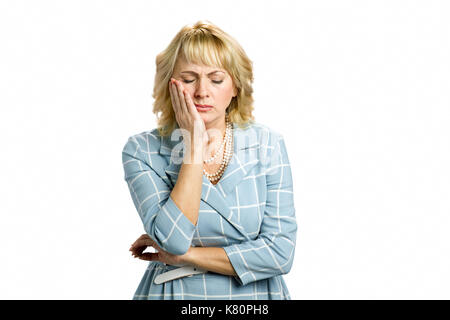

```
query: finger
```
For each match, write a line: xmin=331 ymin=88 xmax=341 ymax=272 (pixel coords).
xmin=132 ymin=239 xmax=153 ymax=249
xmin=130 ymin=242 xmax=146 ymax=252
xmin=138 ymin=252 xmax=159 ymax=261
xmin=170 ymin=80 xmax=183 ymax=117
xmin=130 ymin=248 xmax=144 ymax=257
xmin=168 ymin=81 xmax=177 ymax=112
xmin=131 ymin=234 xmax=151 ymax=247
xmin=184 ymin=90 xmax=201 ymax=120
xmin=175 ymin=80 xmax=189 ymax=115
xmin=133 ymin=245 xmax=148 ymax=256
xmin=168 ymin=81 xmax=178 ymax=119
xmin=132 ymin=245 xmax=156 ymax=255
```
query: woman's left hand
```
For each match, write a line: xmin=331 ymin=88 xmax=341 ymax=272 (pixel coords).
xmin=129 ymin=234 xmax=189 ymax=266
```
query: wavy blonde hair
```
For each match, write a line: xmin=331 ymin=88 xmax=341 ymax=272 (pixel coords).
xmin=152 ymin=20 xmax=255 ymax=137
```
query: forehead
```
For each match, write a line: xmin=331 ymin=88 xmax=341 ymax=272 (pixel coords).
xmin=174 ymin=55 xmax=226 ymax=73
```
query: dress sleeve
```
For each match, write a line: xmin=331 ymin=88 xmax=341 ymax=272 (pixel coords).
xmin=223 ymin=134 xmax=297 ymax=286
xmin=122 ymin=135 xmax=196 ymax=255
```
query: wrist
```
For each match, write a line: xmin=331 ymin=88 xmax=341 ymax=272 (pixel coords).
xmin=181 ymin=132 xmax=205 ymax=164
xmin=183 ymin=147 xmax=204 ymax=164
xmin=181 ymin=246 xmax=197 ymax=265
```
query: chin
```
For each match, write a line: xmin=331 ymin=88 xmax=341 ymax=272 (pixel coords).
xmin=198 ymin=112 xmax=225 ymax=125
xmin=199 ymin=113 xmax=212 ymax=122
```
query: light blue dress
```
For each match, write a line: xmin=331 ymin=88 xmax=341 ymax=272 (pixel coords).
xmin=122 ymin=120 xmax=297 ymax=300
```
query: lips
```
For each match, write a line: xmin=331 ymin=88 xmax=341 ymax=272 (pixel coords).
xmin=194 ymin=104 xmax=213 ymax=112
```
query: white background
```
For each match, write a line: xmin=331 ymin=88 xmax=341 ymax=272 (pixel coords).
xmin=0 ymin=0 xmax=449 ymax=299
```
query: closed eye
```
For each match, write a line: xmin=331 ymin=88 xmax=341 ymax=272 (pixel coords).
xmin=182 ymin=80 xmax=223 ymax=84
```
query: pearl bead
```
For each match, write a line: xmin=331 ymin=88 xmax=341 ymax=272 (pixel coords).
xmin=204 ymin=117 xmax=231 ymax=164
xmin=203 ymin=119 xmax=233 ymax=183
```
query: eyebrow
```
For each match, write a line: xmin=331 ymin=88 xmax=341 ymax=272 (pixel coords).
xmin=180 ymin=70 xmax=225 ymax=76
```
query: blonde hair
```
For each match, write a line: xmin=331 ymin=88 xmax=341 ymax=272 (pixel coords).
xmin=152 ymin=20 xmax=255 ymax=137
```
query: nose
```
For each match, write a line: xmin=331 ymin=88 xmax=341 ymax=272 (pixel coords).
xmin=194 ymin=78 xmax=209 ymax=100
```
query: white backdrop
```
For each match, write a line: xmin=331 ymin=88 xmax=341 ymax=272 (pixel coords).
xmin=0 ymin=0 xmax=449 ymax=299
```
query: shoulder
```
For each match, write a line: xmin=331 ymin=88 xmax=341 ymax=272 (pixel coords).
xmin=122 ymin=128 xmax=162 ymax=151
xmin=122 ymin=128 xmax=166 ymax=166
xmin=235 ymin=120 xmax=284 ymax=151
xmin=124 ymin=127 xmax=161 ymax=146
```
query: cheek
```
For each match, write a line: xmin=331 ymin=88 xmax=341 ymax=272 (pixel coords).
xmin=219 ymin=87 xmax=235 ymax=101
xmin=215 ymin=84 xmax=235 ymax=98
xmin=184 ymin=87 xmax=195 ymax=98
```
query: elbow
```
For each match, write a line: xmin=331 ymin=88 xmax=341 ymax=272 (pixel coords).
xmin=146 ymin=224 xmax=192 ymax=256
xmin=278 ymin=239 xmax=296 ymax=275
xmin=282 ymin=224 xmax=297 ymax=274
xmin=281 ymin=251 xmax=295 ymax=275
xmin=262 ymin=236 xmax=296 ymax=276
xmin=161 ymin=240 xmax=191 ymax=256
xmin=142 ymin=200 xmax=196 ymax=256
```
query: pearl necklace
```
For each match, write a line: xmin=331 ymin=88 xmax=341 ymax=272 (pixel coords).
xmin=203 ymin=117 xmax=233 ymax=183
xmin=204 ymin=117 xmax=231 ymax=164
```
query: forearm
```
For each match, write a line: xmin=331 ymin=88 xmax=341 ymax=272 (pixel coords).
xmin=170 ymin=144 xmax=203 ymax=226
xmin=183 ymin=247 xmax=237 ymax=277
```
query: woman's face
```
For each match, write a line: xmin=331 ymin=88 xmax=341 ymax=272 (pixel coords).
xmin=171 ymin=56 xmax=237 ymax=126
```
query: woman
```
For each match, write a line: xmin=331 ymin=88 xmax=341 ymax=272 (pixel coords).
xmin=122 ymin=20 xmax=297 ymax=300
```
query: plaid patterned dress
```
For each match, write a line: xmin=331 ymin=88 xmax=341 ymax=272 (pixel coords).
xmin=122 ymin=121 xmax=297 ymax=300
